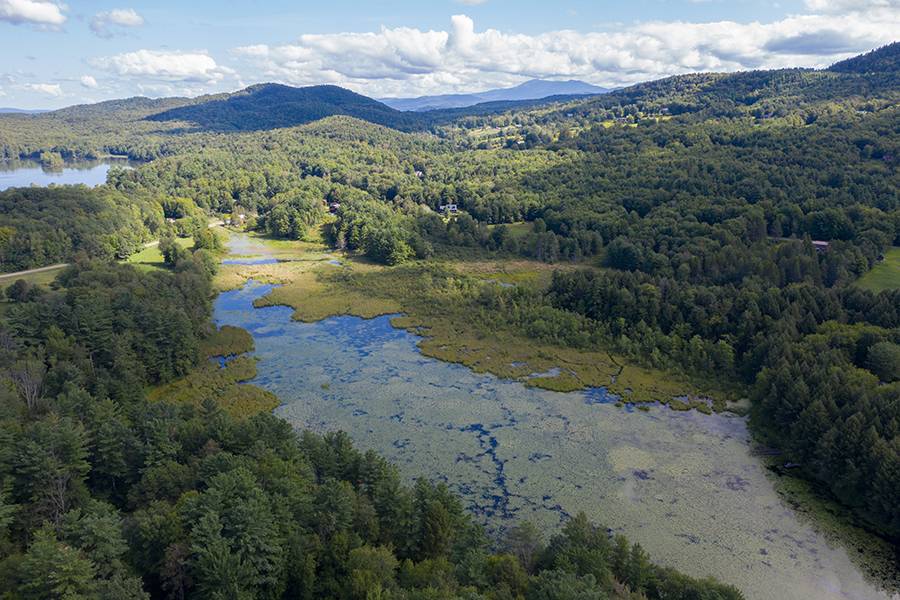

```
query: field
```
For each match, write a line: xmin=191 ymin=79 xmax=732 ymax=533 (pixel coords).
xmin=0 ymin=265 xmax=67 ymax=318
xmin=125 ymin=236 xmax=194 ymax=270
xmin=0 ymin=237 xmax=195 ymax=315
xmin=0 ymin=264 xmax=67 ymax=288
xmin=855 ymin=247 xmax=900 ymax=293
xmin=0 ymin=236 xmax=196 ymax=292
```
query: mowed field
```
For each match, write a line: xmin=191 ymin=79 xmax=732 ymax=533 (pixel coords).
xmin=126 ymin=237 xmax=194 ymax=270
xmin=0 ymin=236 xmax=196 ymax=312
xmin=0 ymin=264 xmax=67 ymax=288
xmin=856 ymin=247 xmax=900 ymax=293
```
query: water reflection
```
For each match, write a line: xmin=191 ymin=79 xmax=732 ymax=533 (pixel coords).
xmin=0 ymin=159 xmax=133 ymax=190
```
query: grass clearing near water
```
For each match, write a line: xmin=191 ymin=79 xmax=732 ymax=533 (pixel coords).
xmin=126 ymin=236 xmax=193 ymax=270
xmin=855 ymin=247 xmax=900 ymax=293
xmin=148 ymin=355 xmax=279 ymax=418
xmin=200 ymin=325 xmax=255 ymax=357
xmin=148 ymin=320 xmax=278 ymax=419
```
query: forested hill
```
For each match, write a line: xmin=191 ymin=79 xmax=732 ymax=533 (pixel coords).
xmin=143 ymin=83 xmax=605 ymax=133
xmin=51 ymin=95 xmax=190 ymax=122
xmin=830 ymin=41 xmax=900 ymax=74
xmin=145 ymin=83 xmax=424 ymax=132
xmin=529 ymin=43 xmax=899 ymax=126
xmin=1 ymin=44 xmax=898 ymax=160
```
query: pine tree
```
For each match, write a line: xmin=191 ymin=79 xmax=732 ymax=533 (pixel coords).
xmin=20 ymin=526 xmax=97 ymax=600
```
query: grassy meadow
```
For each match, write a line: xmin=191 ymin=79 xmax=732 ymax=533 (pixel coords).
xmin=125 ymin=236 xmax=194 ymax=270
xmin=855 ymin=247 xmax=900 ymax=293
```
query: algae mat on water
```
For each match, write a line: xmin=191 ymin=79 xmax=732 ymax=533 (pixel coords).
xmin=214 ymin=279 xmax=897 ymax=600
xmin=249 ymin=263 xmax=725 ymax=406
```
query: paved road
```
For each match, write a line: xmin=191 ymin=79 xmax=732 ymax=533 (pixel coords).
xmin=0 ymin=220 xmax=225 ymax=282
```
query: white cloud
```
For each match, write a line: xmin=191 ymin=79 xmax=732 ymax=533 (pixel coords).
xmin=804 ymin=0 xmax=898 ymax=12
xmin=457 ymin=0 xmax=489 ymax=5
xmin=91 ymin=8 xmax=144 ymax=38
xmin=80 ymin=75 xmax=98 ymax=89
xmin=22 ymin=82 xmax=62 ymax=96
xmin=91 ymin=49 xmax=234 ymax=83
xmin=105 ymin=8 xmax=143 ymax=26
xmin=230 ymin=8 xmax=899 ymax=98
xmin=0 ymin=0 xmax=66 ymax=27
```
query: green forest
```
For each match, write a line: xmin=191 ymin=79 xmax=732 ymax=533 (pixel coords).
xmin=0 ymin=42 xmax=898 ymax=599
xmin=0 ymin=255 xmax=741 ymax=599
xmin=0 ymin=187 xmax=162 ymax=271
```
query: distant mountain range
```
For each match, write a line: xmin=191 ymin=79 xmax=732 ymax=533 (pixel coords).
xmin=142 ymin=82 xmax=609 ymax=133
xmin=380 ymin=79 xmax=610 ymax=111
xmin=3 ymin=43 xmax=897 ymax=140
xmin=0 ymin=108 xmax=50 ymax=114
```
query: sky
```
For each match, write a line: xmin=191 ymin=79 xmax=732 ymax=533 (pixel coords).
xmin=0 ymin=0 xmax=897 ymax=109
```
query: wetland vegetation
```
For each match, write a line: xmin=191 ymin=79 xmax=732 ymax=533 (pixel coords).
xmin=0 ymin=42 xmax=898 ymax=600
xmin=213 ymin=232 xmax=899 ymax=600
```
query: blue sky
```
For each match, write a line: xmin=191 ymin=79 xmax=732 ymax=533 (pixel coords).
xmin=0 ymin=0 xmax=896 ymax=108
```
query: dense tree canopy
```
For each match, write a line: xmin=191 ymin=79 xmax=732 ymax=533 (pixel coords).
xmin=0 ymin=186 xmax=162 ymax=271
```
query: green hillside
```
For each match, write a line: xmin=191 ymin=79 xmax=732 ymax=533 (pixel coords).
xmin=145 ymin=83 xmax=424 ymax=132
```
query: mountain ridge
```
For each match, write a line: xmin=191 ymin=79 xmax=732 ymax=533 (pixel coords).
xmin=145 ymin=83 xmax=422 ymax=132
xmin=1 ymin=43 xmax=896 ymax=150
xmin=0 ymin=107 xmax=50 ymax=114
xmin=829 ymin=41 xmax=899 ymax=74
xmin=381 ymin=79 xmax=609 ymax=111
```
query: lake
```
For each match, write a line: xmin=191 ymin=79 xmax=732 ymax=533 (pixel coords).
xmin=214 ymin=260 xmax=898 ymax=600
xmin=0 ymin=159 xmax=132 ymax=190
